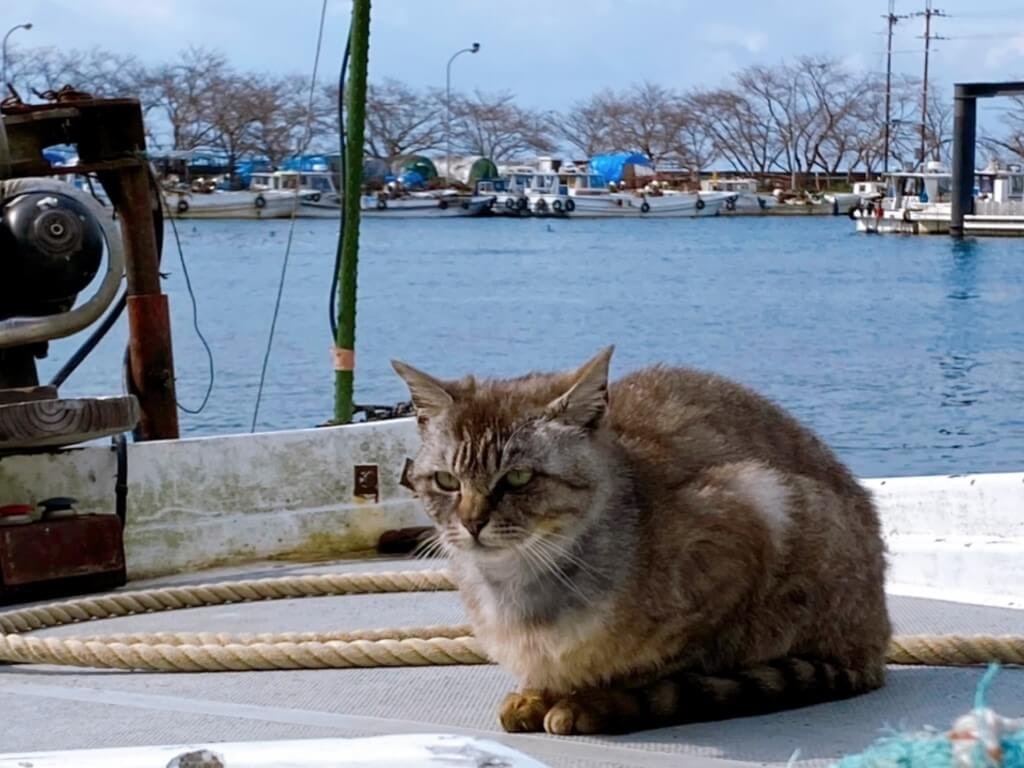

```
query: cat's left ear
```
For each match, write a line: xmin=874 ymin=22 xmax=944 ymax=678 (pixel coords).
xmin=545 ymin=345 xmax=614 ymax=429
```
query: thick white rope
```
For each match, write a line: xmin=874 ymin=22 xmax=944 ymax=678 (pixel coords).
xmin=0 ymin=569 xmax=1020 ymax=672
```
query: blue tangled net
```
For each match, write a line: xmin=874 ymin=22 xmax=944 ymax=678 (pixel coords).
xmin=835 ymin=665 xmax=1024 ymax=768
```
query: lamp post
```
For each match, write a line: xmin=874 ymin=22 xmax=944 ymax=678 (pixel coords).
xmin=445 ymin=42 xmax=479 ymax=182
xmin=2 ymin=23 xmax=32 ymax=88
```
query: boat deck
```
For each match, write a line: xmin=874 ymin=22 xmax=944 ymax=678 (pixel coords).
xmin=2 ymin=557 xmax=1022 ymax=767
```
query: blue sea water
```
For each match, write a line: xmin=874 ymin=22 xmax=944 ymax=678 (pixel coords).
xmin=38 ymin=215 xmax=1024 ymax=479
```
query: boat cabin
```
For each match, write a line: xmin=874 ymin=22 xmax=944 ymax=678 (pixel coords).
xmin=975 ymin=162 xmax=1024 ymax=203
xmin=563 ymin=173 xmax=608 ymax=196
xmin=701 ymin=177 xmax=758 ymax=194
xmin=852 ymin=180 xmax=886 ymax=199
xmin=250 ymin=170 xmax=338 ymax=194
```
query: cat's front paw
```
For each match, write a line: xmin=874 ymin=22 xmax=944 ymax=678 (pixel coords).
xmin=499 ymin=689 xmax=553 ymax=733
xmin=543 ymin=690 xmax=641 ymax=735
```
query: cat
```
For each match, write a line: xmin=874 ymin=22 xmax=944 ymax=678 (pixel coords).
xmin=392 ymin=346 xmax=891 ymax=735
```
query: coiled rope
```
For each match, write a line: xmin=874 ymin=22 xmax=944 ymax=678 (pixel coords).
xmin=0 ymin=569 xmax=1021 ymax=673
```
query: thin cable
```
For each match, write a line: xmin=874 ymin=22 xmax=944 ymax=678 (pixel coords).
xmin=329 ymin=34 xmax=351 ymax=339
xmin=251 ymin=0 xmax=329 ymax=433
xmin=166 ymin=210 xmax=214 ymax=415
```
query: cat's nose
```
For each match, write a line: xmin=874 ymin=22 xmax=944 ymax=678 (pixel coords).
xmin=462 ymin=516 xmax=489 ymax=539
xmin=457 ymin=491 xmax=489 ymax=539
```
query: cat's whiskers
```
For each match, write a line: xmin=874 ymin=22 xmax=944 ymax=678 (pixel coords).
xmin=520 ymin=537 xmax=591 ymax=606
xmin=411 ymin=530 xmax=447 ymax=561
xmin=531 ymin=532 xmax=603 ymax=581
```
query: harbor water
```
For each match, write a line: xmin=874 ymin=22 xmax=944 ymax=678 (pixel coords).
xmin=40 ymin=215 xmax=1024 ymax=479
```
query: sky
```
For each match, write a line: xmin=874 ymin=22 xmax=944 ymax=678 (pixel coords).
xmin=4 ymin=0 xmax=1024 ymax=126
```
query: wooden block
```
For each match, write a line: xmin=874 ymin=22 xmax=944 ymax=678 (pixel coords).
xmin=0 ymin=395 xmax=139 ymax=451
xmin=0 ymin=386 xmax=59 ymax=405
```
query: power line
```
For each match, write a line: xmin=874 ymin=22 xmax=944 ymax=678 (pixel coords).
xmin=250 ymin=0 xmax=329 ymax=433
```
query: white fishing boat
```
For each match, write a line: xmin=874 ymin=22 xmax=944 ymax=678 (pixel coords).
xmin=162 ymin=188 xmax=300 ymax=220
xmin=823 ymin=191 xmax=863 ymax=213
xmin=851 ymin=160 xmax=1024 ymax=236
xmin=361 ymin=188 xmax=496 ymax=218
xmin=250 ymin=170 xmax=341 ymax=219
xmin=478 ymin=176 xmax=530 ymax=216
xmin=525 ymin=171 xmax=732 ymax=218
xmin=701 ymin=176 xmax=775 ymax=213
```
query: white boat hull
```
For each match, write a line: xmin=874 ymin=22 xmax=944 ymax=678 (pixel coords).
xmin=164 ymin=190 xmax=299 ymax=220
xmin=296 ymin=196 xmax=343 ymax=219
xmin=526 ymin=191 xmax=729 ymax=218
xmin=1 ymin=418 xmax=1021 ymax=607
xmin=491 ymin=193 xmax=531 ymax=216
xmin=855 ymin=206 xmax=1024 ymax=236
xmin=360 ymin=194 xmax=495 ymax=218
xmin=720 ymin=192 xmax=774 ymax=214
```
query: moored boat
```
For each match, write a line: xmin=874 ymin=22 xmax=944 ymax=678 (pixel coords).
xmin=851 ymin=160 xmax=1024 ymax=236
xmin=525 ymin=170 xmax=733 ymax=218
xmin=361 ymin=189 xmax=496 ymax=218
xmin=162 ymin=188 xmax=300 ymax=220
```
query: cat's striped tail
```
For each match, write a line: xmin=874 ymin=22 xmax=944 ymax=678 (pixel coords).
xmin=508 ymin=658 xmax=886 ymax=735
xmin=650 ymin=657 xmax=884 ymax=725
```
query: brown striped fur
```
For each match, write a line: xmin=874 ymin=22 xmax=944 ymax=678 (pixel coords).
xmin=392 ymin=347 xmax=891 ymax=735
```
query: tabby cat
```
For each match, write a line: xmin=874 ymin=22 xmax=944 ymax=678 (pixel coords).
xmin=392 ymin=347 xmax=891 ymax=735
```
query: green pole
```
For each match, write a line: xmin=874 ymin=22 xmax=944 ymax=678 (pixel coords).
xmin=334 ymin=0 xmax=370 ymax=423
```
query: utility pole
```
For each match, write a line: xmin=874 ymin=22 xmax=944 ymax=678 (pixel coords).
xmin=882 ymin=1 xmax=908 ymax=174
xmin=915 ymin=1 xmax=947 ymax=167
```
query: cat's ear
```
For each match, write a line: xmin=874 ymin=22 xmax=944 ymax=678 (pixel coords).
xmin=391 ymin=360 xmax=454 ymax=423
xmin=545 ymin=346 xmax=614 ymax=429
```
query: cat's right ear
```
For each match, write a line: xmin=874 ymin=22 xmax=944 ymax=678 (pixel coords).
xmin=391 ymin=360 xmax=454 ymax=424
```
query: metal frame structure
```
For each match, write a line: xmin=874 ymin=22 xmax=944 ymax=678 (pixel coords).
xmin=951 ymin=81 xmax=1024 ymax=238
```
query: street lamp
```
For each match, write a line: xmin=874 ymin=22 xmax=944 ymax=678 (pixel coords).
xmin=2 ymin=22 xmax=33 ymax=89
xmin=445 ymin=42 xmax=480 ymax=182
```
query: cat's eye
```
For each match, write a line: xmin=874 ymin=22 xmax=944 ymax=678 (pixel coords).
xmin=434 ymin=471 xmax=460 ymax=492
xmin=504 ymin=468 xmax=534 ymax=489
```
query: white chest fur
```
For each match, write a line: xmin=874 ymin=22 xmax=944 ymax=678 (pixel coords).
xmin=469 ymin=589 xmax=611 ymax=691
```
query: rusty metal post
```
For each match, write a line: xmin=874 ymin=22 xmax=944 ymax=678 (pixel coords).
xmin=109 ymin=166 xmax=180 ymax=440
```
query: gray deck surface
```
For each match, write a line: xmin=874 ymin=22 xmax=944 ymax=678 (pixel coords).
xmin=1 ymin=557 xmax=1022 ymax=767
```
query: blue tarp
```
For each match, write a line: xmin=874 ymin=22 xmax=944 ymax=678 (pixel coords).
xmin=233 ymin=158 xmax=273 ymax=187
xmin=42 ymin=146 xmax=77 ymax=166
xmin=588 ymin=152 xmax=652 ymax=184
xmin=400 ymin=170 xmax=426 ymax=189
xmin=279 ymin=154 xmax=337 ymax=172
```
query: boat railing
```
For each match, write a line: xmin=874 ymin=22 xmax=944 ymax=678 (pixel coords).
xmin=974 ymin=199 xmax=1024 ymax=216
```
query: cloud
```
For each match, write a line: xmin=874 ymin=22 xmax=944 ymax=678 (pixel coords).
xmin=982 ymin=33 xmax=1024 ymax=70
xmin=701 ymin=23 xmax=768 ymax=54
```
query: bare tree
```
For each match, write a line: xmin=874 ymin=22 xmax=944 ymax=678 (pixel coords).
xmin=686 ymin=87 xmax=783 ymax=175
xmin=203 ymin=73 xmax=266 ymax=185
xmin=246 ymin=75 xmax=333 ymax=165
xmin=357 ymin=79 xmax=444 ymax=161
xmin=848 ymin=94 xmax=887 ymax=178
xmin=788 ymin=57 xmax=869 ymax=179
xmin=609 ymin=82 xmax=688 ymax=164
xmin=449 ymin=89 xmax=555 ymax=161
xmin=674 ymin=101 xmax=717 ymax=180
xmin=979 ymin=94 xmax=1024 ymax=161
xmin=557 ymin=89 xmax=624 ymax=156
xmin=884 ymin=75 xmax=951 ymax=170
xmin=146 ymin=47 xmax=230 ymax=151
xmin=6 ymin=45 xmax=144 ymax=99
